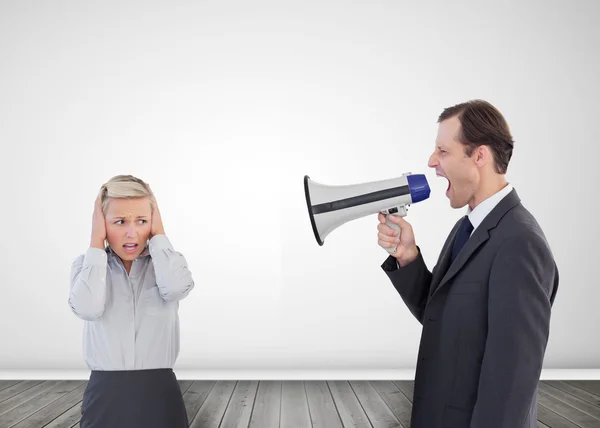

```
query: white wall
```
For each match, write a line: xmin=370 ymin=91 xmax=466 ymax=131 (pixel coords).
xmin=1 ymin=0 xmax=598 ymax=374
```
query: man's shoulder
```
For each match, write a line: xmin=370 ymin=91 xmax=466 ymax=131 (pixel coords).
xmin=494 ymin=202 xmax=554 ymax=255
xmin=500 ymin=201 xmax=544 ymax=233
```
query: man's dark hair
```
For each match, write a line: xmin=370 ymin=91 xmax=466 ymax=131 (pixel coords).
xmin=438 ymin=99 xmax=514 ymax=174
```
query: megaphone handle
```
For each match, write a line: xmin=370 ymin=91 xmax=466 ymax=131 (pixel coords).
xmin=385 ymin=214 xmax=402 ymax=254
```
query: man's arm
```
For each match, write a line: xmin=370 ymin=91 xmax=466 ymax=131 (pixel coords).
xmin=381 ymin=246 xmax=434 ymax=324
xmin=470 ymin=232 xmax=557 ymax=427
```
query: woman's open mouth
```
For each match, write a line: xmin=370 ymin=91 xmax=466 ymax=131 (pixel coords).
xmin=123 ymin=243 xmax=138 ymax=254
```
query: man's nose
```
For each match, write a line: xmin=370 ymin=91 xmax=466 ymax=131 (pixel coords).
xmin=428 ymin=153 xmax=438 ymax=168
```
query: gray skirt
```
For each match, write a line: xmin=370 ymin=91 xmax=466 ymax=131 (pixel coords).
xmin=80 ymin=368 xmax=188 ymax=428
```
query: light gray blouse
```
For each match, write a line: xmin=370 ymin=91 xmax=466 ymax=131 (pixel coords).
xmin=68 ymin=234 xmax=195 ymax=371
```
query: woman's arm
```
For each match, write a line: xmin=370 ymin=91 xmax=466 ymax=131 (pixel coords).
xmin=147 ymin=189 xmax=195 ymax=301
xmin=149 ymin=234 xmax=195 ymax=301
xmin=69 ymin=187 xmax=109 ymax=320
xmin=68 ymin=248 xmax=108 ymax=320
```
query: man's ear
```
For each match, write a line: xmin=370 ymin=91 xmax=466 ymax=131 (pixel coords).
xmin=474 ymin=145 xmax=489 ymax=167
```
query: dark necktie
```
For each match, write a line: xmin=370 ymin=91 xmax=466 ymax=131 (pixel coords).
xmin=451 ymin=215 xmax=474 ymax=263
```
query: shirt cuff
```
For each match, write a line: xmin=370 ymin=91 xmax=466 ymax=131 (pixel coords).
xmin=84 ymin=247 xmax=108 ymax=266
xmin=149 ymin=234 xmax=173 ymax=252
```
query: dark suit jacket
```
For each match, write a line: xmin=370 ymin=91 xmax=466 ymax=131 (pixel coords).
xmin=381 ymin=188 xmax=559 ymax=428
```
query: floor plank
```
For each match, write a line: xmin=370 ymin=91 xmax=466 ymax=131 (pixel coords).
xmin=0 ymin=381 xmax=81 ymax=428
xmin=178 ymin=380 xmax=194 ymax=395
xmin=0 ymin=381 xmax=21 ymax=393
xmin=369 ymin=381 xmax=412 ymax=428
xmin=305 ymin=380 xmax=343 ymax=428
xmin=189 ymin=380 xmax=236 ymax=428
xmin=41 ymin=402 xmax=82 ymax=428
xmin=539 ymin=382 xmax=600 ymax=421
xmin=248 ymin=380 xmax=281 ymax=428
xmin=10 ymin=382 xmax=86 ymax=428
xmin=538 ymin=390 xmax=600 ymax=428
xmin=350 ymin=380 xmax=402 ymax=428
xmin=248 ymin=380 xmax=282 ymax=428
xmin=392 ymin=381 xmax=414 ymax=403
xmin=280 ymin=381 xmax=311 ymax=428
xmin=327 ymin=381 xmax=372 ymax=428
xmin=0 ymin=381 xmax=45 ymax=404
xmin=545 ymin=381 xmax=600 ymax=408
xmin=0 ymin=381 xmax=62 ymax=417
xmin=538 ymin=404 xmax=583 ymax=428
xmin=1 ymin=379 xmax=598 ymax=427
xmin=182 ymin=380 xmax=216 ymax=424
xmin=567 ymin=382 xmax=600 ymax=399
xmin=219 ymin=380 xmax=259 ymax=428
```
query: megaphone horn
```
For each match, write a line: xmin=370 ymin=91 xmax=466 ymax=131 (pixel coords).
xmin=304 ymin=173 xmax=430 ymax=253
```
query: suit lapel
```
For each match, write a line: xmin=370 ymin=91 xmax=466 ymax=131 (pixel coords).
xmin=428 ymin=224 xmax=457 ymax=298
xmin=436 ymin=229 xmax=490 ymax=293
xmin=429 ymin=188 xmax=521 ymax=301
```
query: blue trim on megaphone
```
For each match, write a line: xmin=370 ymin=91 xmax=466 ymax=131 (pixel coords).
xmin=407 ymin=174 xmax=430 ymax=203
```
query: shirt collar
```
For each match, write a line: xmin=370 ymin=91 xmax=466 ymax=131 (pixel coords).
xmin=466 ymin=183 xmax=513 ymax=232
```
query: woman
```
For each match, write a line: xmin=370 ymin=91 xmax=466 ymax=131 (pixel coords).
xmin=68 ymin=174 xmax=194 ymax=427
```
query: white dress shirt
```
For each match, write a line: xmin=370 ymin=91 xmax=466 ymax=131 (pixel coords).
xmin=466 ymin=183 xmax=513 ymax=235
xmin=68 ymin=234 xmax=194 ymax=371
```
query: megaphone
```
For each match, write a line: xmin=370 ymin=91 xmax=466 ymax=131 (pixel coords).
xmin=304 ymin=172 xmax=430 ymax=254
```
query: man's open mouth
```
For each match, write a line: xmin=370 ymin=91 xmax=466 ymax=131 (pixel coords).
xmin=437 ymin=173 xmax=451 ymax=192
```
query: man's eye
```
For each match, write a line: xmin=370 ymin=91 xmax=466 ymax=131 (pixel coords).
xmin=115 ymin=220 xmax=123 ymax=225
xmin=139 ymin=220 xmax=146 ymax=224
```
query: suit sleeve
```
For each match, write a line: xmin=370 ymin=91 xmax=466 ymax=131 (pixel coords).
xmin=381 ymin=246 xmax=434 ymax=324
xmin=470 ymin=233 xmax=558 ymax=427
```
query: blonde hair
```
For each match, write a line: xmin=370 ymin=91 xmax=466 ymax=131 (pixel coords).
xmin=100 ymin=175 xmax=156 ymax=215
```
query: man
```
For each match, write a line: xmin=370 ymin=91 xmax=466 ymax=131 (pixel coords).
xmin=378 ymin=99 xmax=559 ymax=428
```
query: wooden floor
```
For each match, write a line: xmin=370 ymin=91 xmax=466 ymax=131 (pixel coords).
xmin=0 ymin=379 xmax=599 ymax=427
